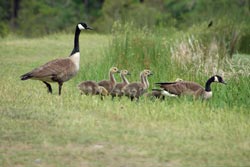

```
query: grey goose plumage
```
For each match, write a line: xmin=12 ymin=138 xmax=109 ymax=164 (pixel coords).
xmin=122 ymin=69 xmax=153 ymax=101
xmin=78 ymin=80 xmax=108 ymax=100
xmin=20 ymin=22 xmax=92 ymax=95
xmin=110 ymin=69 xmax=130 ymax=100
xmin=155 ymin=75 xmax=226 ymax=100
xmin=98 ymin=67 xmax=120 ymax=94
xmin=78 ymin=81 xmax=102 ymax=95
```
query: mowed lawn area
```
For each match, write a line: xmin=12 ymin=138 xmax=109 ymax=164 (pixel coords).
xmin=0 ymin=34 xmax=250 ymax=167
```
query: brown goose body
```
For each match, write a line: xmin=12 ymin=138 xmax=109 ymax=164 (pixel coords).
xmin=155 ymin=75 xmax=226 ymax=99
xmin=98 ymin=67 xmax=120 ymax=93
xmin=78 ymin=80 xmax=101 ymax=95
xmin=20 ymin=22 xmax=92 ymax=95
xmin=22 ymin=57 xmax=78 ymax=82
xmin=78 ymin=81 xmax=108 ymax=100
xmin=122 ymin=69 xmax=153 ymax=101
xmin=110 ymin=70 xmax=130 ymax=99
xmin=159 ymin=81 xmax=204 ymax=96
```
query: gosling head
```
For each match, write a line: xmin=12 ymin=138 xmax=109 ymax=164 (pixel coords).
xmin=121 ymin=70 xmax=131 ymax=76
xmin=213 ymin=75 xmax=226 ymax=84
xmin=175 ymin=78 xmax=183 ymax=82
xmin=143 ymin=69 xmax=153 ymax=77
xmin=77 ymin=22 xmax=93 ymax=30
xmin=110 ymin=67 xmax=120 ymax=74
xmin=98 ymin=86 xmax=109 ymax=96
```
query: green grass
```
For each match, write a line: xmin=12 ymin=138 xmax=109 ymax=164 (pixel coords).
xmin=0 ymin=33 xmax=250 ymax=167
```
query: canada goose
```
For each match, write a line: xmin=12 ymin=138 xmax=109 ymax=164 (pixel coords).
xmin=98 ymin=67 xmax=120 ymax=94
xmin=78 ymin=80 xmax=108 ymax=100
xmin=122 ymin=69 xmax=153 ymax=101
xmin=20 ymin=22 xmax=92 ymax=95
xmin=155 ymin=75 xmax=226 ymax=100
xmin=110 ymin=69 xmax=131 ymax=100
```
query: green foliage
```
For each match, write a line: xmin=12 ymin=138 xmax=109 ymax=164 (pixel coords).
xmin=163 ymin=0 xmax=250 ymax=28
xmin=0 ymin=22 xmax=9 ymax=37
xmin=17 ymin=0 xmax=86 ymax=37
xmin=1 ymin=0 xmax=250 ymax=40
xmin=0 ymin=1 xmax=11 ymax=37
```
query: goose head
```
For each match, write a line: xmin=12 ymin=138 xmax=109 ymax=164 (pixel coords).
xmin=213 ymin=75 xmax=226 ymax=84
xmin=143 ymin=69 xmax=153 ymax=77
xmin=121 ymin=70 xmax=131 ymax=76
xmin=98 ymin=86 xmax=109 ymax=96
xmin=175 ymin=78 xmax=183 ymax=82
xmin=110 ymin=67 xmax=120 ymax=74
xmin=77 ymin=22 xmax=93 ymax=30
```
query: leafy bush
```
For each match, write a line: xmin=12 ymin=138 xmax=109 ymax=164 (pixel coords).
xmin=0 ymin=22 xmax=9 ymax=37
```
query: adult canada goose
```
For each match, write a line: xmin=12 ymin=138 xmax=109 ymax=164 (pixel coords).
xmin=98 ymin=67 xmax=120 ymax=94
xmin=20 ymin=22 xmax=92 ymax=95
xmin=122 ymin=69 xmax=153 ymax=101
xmin=110 ymin=69 xmax=130 ymax=100
xmin=78 ymin=81 xmax=108 ymax=100
xmin=155 ymin=75 xmax=226 ymax=100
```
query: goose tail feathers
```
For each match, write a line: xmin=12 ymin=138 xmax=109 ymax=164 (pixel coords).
xmin=20 ymin=72 xmax=33 ymax=80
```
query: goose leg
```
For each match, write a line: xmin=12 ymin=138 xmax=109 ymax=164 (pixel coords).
xmin=118 ymin=96 xmax=122 ymax=101
xmin=101 ymin=95 xmax=104 ymax=101
xmin=43 ymin=81 xmax=52 ymax=93
xmin=161 ymin=96 xmax=165 ymax=101
xmin=58 ymin=82 xmax=63 ymax=95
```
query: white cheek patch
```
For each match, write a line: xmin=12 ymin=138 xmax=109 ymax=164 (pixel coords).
xmin=78 ymin=24 xmax=85 ymax=30
xmin=214 ymin=76 xmax=219 ymax=82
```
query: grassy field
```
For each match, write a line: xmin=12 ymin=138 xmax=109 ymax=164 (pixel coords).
xmin=0 ymin=32 xmax=250 ymax=167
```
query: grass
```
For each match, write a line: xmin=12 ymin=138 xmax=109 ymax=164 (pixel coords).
xmin=0 ymin=32 xmax=250 ymax=167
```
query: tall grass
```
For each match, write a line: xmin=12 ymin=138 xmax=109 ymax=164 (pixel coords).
xmin=97 ymin=21 xmax=250 ymax=109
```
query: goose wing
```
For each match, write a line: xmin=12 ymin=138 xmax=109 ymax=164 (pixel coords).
xmin=156 ymin=81 xmax=204 ymax=96
xmin=26 ymin=58 xmax=76 ymax=82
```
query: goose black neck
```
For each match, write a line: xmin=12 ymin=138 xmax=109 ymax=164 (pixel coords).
xmin=205 ymin=77 xmax=214 ymax=91
xmin=70 ymin=27 xmax=80 ymax=56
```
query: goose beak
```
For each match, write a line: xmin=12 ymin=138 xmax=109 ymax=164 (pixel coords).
xmin=86 ymin=26 xmax=93 ymax=30
xmin=221 ymin=81 xmax=227 ymax=85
